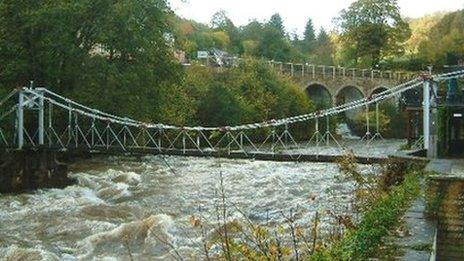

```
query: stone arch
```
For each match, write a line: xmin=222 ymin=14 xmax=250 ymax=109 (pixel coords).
xmin=370 ymin=86 xmax=389 ymax=97
xmin=335 ymin=85 xmax=365 ymax=102
xmin=335 ymin=85 xmax=365 ymax=120
xmin=370 ymin=86 xmax=402 ymax=107
xmin=305 ymin=83 xmax=333 ymax=109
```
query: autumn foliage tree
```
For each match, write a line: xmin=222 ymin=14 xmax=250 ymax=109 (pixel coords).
xmin=336 ymin=0 xmax=411 ymax=67
xmin=418 ymin=10 xmax=464 ymax=66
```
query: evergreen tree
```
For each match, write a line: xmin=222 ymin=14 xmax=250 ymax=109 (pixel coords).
xmin=302 ymin=18 xmax=316 ymax=53
xmin=252 ymin=13 xmax=292 ymax=61
xmin=255 ymin=25 xmax=291 ymax=61
xmin=268 ymin=13 xmax=286 ymax=37
xmin=314 ymin=28 xmax=334 ymax=65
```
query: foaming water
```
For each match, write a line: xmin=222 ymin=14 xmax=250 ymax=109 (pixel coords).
xmin=286 ymin=139 xmax=406 ymax=157
xmin=0 ymin=154 xmax=383 ymax=260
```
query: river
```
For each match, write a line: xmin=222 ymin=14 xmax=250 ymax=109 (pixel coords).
xmin=0 ymin=140 xmax=405 ymax=260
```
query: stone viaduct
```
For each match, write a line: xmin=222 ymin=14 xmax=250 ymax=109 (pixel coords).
xmin=185 ymin=59 xmax=416 ymax=109
xmin=269 ymin=61 xmax=415 ymax=108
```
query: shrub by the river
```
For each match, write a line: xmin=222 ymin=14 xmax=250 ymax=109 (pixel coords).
xmin=311 ymin=158 xmax=422 ymax=260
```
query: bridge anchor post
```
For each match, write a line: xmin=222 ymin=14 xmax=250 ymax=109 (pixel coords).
xmin=423 ymin=79 xmax=438 ymax=158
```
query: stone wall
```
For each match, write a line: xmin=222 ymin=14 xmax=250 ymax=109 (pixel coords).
xmin=0 ymin=149 xmax=73 ymax=193
xmin=427 ymin=176 xmax=464 ymax=260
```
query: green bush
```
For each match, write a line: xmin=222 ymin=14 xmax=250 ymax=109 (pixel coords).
xmin=198 ymin=83 xmax=244 ymax=126
xmin=312 ymin=171 xmax=421 ymax=260
xmin=184 ymin=59 xmax=314 ymax=138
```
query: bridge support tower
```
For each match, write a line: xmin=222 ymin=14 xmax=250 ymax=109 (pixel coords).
xmin=423 ymin=79 xmax=438 ymax=158
xmin=16 ymin=87 xmax=45 ymax=149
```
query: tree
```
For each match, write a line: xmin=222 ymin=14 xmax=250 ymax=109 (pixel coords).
xmin=211 ymin=10 xmax=242 ymax=53
xmin=0 ymin=0 xmax=183 ymax=122
xmin=253 ymin=14 xmax=292 ymax=61
xmin=314 ymin=28 xmax=334 ymax=65
xmin=185 ymin=59 xmax=312 ymax=128
xmin=255 ymin=25 xmax=291 ymax=61
xmin=268 ymin=13 xmax=286 ymax=37
xmin=211 ymin=31 xmax=231 ymax=49
xmin=418 ymin=10 xmax=464 ymax=66
xmin=198 ymin=83 xmax=243 ymax=126
xmin=405 ymin=12 xmax=446 ymax=55
xmin=302 ymin=18 xmax=316 ymax=53
xmin=337 ymin=0 xmax=411 ymax=66
xmin=242 ymin=40 xmax=258 ymax=56
xmin=211 ymin=10 xmax=229 ymax=29
xmin=240 ymin=20 xmax=264 ymax=42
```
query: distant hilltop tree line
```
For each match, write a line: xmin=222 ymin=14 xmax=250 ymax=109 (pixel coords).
xmin=171 ymin=1 xmax=464 ymax=70
xmin=0 ymin=0 xmax=463 ymax=128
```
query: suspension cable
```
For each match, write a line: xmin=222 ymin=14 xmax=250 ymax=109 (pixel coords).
xmin=14 ymin=70 xmax=464 ymax=134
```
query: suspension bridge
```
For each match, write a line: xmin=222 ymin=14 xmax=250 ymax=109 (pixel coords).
xmin=0 ymin=70 xmax=463 ymax=164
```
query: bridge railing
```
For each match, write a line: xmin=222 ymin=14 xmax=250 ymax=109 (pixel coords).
xmin=183 ymin=57 xmax=417 ymax=82
xmin=266 ymin=61 xmax=416 ymax=82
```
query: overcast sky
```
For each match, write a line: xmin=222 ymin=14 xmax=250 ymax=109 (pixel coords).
xmin=169 ymin=0 xmax=463 ymax=36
